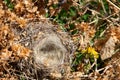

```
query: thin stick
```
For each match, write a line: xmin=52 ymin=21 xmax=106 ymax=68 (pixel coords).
xmin=107 ymin=0 xmax=120 ymax=11
xmin=100 ymin=0 xmax=107 ymax=14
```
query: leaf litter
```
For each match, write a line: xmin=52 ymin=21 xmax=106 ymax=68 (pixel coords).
xmin=0 ymin=0 xmax=120 ymax=80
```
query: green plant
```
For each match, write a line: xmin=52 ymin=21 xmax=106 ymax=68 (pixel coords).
xmin=92 ymin=23 xmax=107 ymax=41
xmin=4 ymin=0 xmax=14 ymax=10
xmin=72 ymin=47 xmax=99 ymax=73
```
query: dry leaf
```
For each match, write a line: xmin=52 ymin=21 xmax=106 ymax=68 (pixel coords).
xmin=0 ymin=25 xmax=14 ymax=49
xmin=50 ymin=72 xmax=62 ymax=78
xmin=14 ymin=2 xmax=25 ymax=13
xmin=100 ymin=36 xmax=118 ymax=60
xmin=0 ymin=9 xmax=5 ymax=17
xmin=77 ymin=22 xmax=96 ymax=49
xmin=0 ymin=49 xmax=12 ymax=60
xmin=11 ymin=44 xmax=31 ymax=59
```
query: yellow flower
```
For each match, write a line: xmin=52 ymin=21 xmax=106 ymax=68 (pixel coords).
xmin=81 ymin=49 xmax=87 ymax=53
xmin=87 ymin=47 xmax=99 ymax=58
xmin=81 ymin=47 xmax=99 ymax=59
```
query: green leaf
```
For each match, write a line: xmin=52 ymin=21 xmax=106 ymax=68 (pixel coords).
xmin=4 ymin=0 xmax=10 ymax=4
xmin=69 ymin=23 xmax=75 ymax=30
xmin=71 ymin=29 xmax=78 ymax=35
xmin=45 ymin=12 xmax=49 ymax=17
xmin=52 ymin=4 xmax=59 ymax=8
xmin=59 ymin=25 xmax=67 ymax=32
xmin=8 ymin=3 xmax=14 ymax=10
xmin=59 ymin=9 xmax=68 ymax=18
xmin=92 ymin=23 xmax=107 ymax=40
xmin=4 ymin=0 xmax=14 ymax=10
xmin=102 ymin=0 xmax=109 ymax=13
xmin=90 ymin=58 xmax=95 ymax=63
xmin=69 ymin=7 xmax=77 ymax=17
xmin=81 ymin=14 xmax=89 ymax=21
xmin=73 ymin=53 xmax=84 ymax=65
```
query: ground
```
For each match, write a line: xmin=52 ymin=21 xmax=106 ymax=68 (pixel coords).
xmin=0 ymin=0 xmax=120 ymax=80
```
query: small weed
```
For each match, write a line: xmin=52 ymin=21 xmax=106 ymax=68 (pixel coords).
xmin=81 ymin=13 xmax=90 ymax=22
xmin=92 ymin=23 xmax=107 ymax=41
xmin=4 ymin=0 xmax=14 ymax=10
xmin=72 ymin=47 xmax=99 ymax=73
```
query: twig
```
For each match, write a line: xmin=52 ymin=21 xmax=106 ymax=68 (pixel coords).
xmin=89 ymin=58 xmax=97 ymax=70
xmin=101 ymin=65 xmax=112 ymax=75
xmin=104 ymin=12 xmax=119 ymax=20
xmin=107 ymin=0 xmax=120 ymax=11
xmin=89 ymin=16 xmax=99 ymax=25
xmin=87 ymin=8 xmax=104 ymax=17
xmin=100 ymin=0 xmax=107 ymax=14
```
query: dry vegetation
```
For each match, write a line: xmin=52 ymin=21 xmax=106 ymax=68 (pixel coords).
xmin=0 ymin=0 xmax=120 ymax=80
